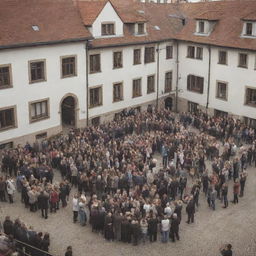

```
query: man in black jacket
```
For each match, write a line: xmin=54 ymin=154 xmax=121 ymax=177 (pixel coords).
xmin=148 ymin=215 xmax=158 ymax=242
xmin=186 ymin=196 xmax=195 ymax=224
xmin=170 ymin=213 xmax=180 ymax=242
xmin=38 ymin=191 xmax=49 ymax=219
xmin=3 ymin=216 xmax=13 ymax=236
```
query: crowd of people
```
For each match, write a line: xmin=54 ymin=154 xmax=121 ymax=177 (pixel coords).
xmin=0 ymin=216 xmax=50 ymax=256
xmin=0 ymin=108 xmax=255 ymax=253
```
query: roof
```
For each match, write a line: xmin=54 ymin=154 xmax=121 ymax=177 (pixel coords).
xmin=242 ymin=10 xmax=256 ymax=21
xmin=175 ymin=0 xmax=256 ymax=51
xmin=0 ymin=0 xmax=92 ymax=49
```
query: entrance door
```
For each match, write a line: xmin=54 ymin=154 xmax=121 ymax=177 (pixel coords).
xmin=61 ymin=96 xmax=76 ymax=126
xmin=165 ymin=97 xmax=173 ymax=110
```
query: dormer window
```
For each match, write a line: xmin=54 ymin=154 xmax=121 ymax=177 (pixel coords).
xmin=198 ymin=21 xmax=205 ymax=33
xmin=101 ymin=23 xmax=115 ymax=36
xmin=134 ymin=23 xmax=146 ymax=36
xmin=242 ymin=21 xmax=256 ymax=37
xmin=138 ymin=23 xmax=145 ymax=35
xmin=245 ymin=22 xmax=253 ymax=35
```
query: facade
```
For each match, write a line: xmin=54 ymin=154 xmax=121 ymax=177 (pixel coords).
xmin=0 ymin=0 xmax=256 ymax=147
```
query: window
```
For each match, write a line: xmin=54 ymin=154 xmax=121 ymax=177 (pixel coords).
xmin=89 ymin=87 xmax=102 ymax=108
xmin=0 ymin=107 xmax=15 ymax=131
xmin=187 ymin=46 xmax=203 ymax=60
xmin=132 ymin=78 xmax=142 ymax=98
xmin=216 ymin=81 xmax=227 ymax=100
xmin=35 ymin=132 xmax=47 ymax=140
xmin=187 ymin=75 xmax=204 ymax=94
xmin=196 ymin=47 xmax=203 ymax=60
xmin=244 ymin=117 xmax=256 ymax=128
xmin=101 ymin=23 xmax=115 ymax=36
xmin=245 ymin=88 xmax=256 ymax=107
xmin=214 ymin=109 xmax=228 ymax=118
xmin=198 ymin=21 xmax=205 ymax=33
xmin=218 ymin=51 xmax=227 ymax=65
xmin=0 ymin=142 xmax=13 ymax=150
xmin=188 ymin=101 xmax=198 ymax=113
xmin=147 ymin=75 xmax=155 ymax=94
xmin=133 ymin=49 xmax=141 ymax=65
xmin=165 ymin=71 xmax=172 ymax=93
xmin=144 ymin=47 xmax=155 ymax=63
xmin=91 ymin=116 xmax=101 ymax=126
xmin=30 ymin=99 xmax=49 ymax=122
xmin=61 ymin=56 xmax=76 ymax=78
xmin=29 ymin=60 xmax=46 ymax=83
xmin=166 ymin=46 xmax=173 ymax=59
xmin=245 ymin=22 xmax=253 ymax=36
xmin=0 ymin=65 xmax=12 ymax=89
xmin=187 ymin=46 xmax=195 ymax=58
xmin=113 ymin=51 xmax=123 ymax=69
xmin=238 ymin=53 xmax=248 ymax=68
xmin=113 ymin=82 xmax=123 ymax=102
xmin=89 ymin=54 xmax=101 ymax=73
xmin=138 ymin=23 xmax=145 ymax=35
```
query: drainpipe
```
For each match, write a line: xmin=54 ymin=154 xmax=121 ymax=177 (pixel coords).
xmin=206 ymin=45 xmax=211 ymax=115
xmin=156 ymin=43 xmax=160 ymax=111
xmin=85 ymin=41 xmax=89 ymax=126
xmin=175 ymin=40 xmax=179 ymax=113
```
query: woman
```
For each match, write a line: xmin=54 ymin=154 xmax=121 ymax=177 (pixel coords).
xmin=104 ymin=212 xmax=114 ymax=241
xmin=78 ymin=198 xmax=87 ymax=226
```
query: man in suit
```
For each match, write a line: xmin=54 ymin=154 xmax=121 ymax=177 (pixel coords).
xmin=186 ymin=196 xmax=195 ymax=224
xmin=38 ymin=191 xmax=49 ymax=219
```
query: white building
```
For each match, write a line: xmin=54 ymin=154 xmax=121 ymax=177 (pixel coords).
xmin=0 ymin=0 xmax=256 ymax=147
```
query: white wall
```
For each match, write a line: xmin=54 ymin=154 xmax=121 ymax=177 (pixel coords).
xmin=178 ymin=42 xmax=209 ymax=108
xmin=92 ymin=2 xmax=123 ymax=38
xmin=209 ymin=47 xmax=256 ymax=119
xmin=0 ymin=42 xmax=87 ymax=143
xmin=88 ymin=41 xmax=177 ymax=118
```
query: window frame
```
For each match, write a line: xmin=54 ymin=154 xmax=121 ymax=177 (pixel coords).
xmin=137 ymin=23 xmax=145 ymax=35
xmin=0 ymin=64 xmax=12 ymax=89
xmin=28 ymin=59 xmax=46 ymax=84
xmin=245 ymin=22 xmax=253 ymax=36
xmin=113 ymin=51 xmax=123 ymax=69
xmin=238 ymin=53 xmax=248 ymax=68
xmin=245 ymin=87 xmax=256 ymax=107
xmin=144 ymin=46 xmax=155 ymax=64
xmin=187 ymin=46 xmax=195 ymax=58
xmin=0 ymin=105 xmax=17 ymax=132
xmin=165 ymin=71 xmax=173 ymax=93
xmin=187 ymin=74 xmax=204 ymax=94
xmin=89 ymin=85 xmax=103 ymax=108
xmin=133 ymin=49 xmax=141 ymax=65
xmin=132 ymin=78 xmax=142 ymax=98
xmin=198 ymin=21 xmax=205 ymax=33
xmin=60 ymin=55 xmax=77 ymax=78
xmin=147 ymin=74 xmax=155 ymax=94
xmin=216 ymin=81 xmax=228 ymax=101
xmin=218 ymin=50 xmax=227 ymax=65
xmin=29 ymin=98 xmax=50 ymax=123
xmin=113 ymin=82 xmax=124 ymax=102
xmin=166 ymin=45 xmax=173 ymax=59
xmin=196 ymin=47 xmax=203 ymax=60
xmin=101 ymin=22 xmax=115 ymax=36
xmin=89 ymin=54 xmax=101 ymax=74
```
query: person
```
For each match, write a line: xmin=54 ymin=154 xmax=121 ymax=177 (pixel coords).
xmin=210 ymin=186 xmax=217 ymax=211
xmin=170 ymin=213 xmax=180 ymax=242
xmin=78 ymin=198 xmax=87 ymax=226
xmin=221 ymin=183 xmax=228 ymax=208
xmin=72 ymin=194 xmax=79 ymax=223
xmin=232 ymin=179 xmax=240 ymax=204
xmin=239 ymin=171 xmax=247 ymax=197
xmin=3 ymin=216 xmax=13 ymax=236
xmin=186 ymin=196 xmax=195 ymax=224
xmin=6 ymin=177 xmax=15 ymax=204
xmin=148 ymin=215 xmax=158 ymax=242
xmin=104 ymin=212 xmax=114 ymax=241
xmin=220 ymin=244 xmax=233 ymax=256
xmin=41 ymin=233 xmax=50 ymax=253
xmin=161 ymin=215 xmax=170 ymax=243
xmin=65 ymin=246 xmax=72 ymax=256
xmin=38 ymin=191 xmax=49 ymax=219
xmin=140 ymin=218 xmax=148 ymax=244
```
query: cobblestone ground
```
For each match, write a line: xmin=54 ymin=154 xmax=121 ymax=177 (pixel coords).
xmin=1 ymin=155 xmax=256 ymax=256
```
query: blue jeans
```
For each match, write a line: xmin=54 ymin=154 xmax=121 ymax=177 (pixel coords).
xmin=161 ymin=231 xmax=169 ymax=243
xmin=79 ymin=210 xmax=87 ymax=226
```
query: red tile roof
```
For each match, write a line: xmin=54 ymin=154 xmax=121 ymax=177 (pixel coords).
xmin=0 ymin=0 xmax=91 ymax=49
xmin=175 ymin=0 xmax=256 ymax=51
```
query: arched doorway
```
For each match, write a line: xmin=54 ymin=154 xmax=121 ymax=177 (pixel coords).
xmin=61 ymin=96 xmax=76 ymax=127
xmin=165 ymin=97 xmax=173 ymax=110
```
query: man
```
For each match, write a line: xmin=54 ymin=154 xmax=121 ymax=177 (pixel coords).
xmin=221 ymin=183 xmax=228 ymax=208
xmin=65 ymin=246 xmax=72 ymax=256
xmin=233 ymin=179 xmax=240 ymax=204
xmin=6 ymin=177 xmax=15 ymax=204
xmin=210 ymin=186 xmax=217 ymax=211
xmin=186 ymin=196 xmax=195 ymax=224
xmin=239 ymin=171 xmax=247 ymax=197
xmin=220 ymin=244 xmax=233 ymax=256
xmin=161 ymin=215 xmax=170 ymax=243
xmin=38 ymin=190 xmax=49 ymax=219
xmin=148 ymin=215 xmax=158 ymax=242
xmin=170 ymin=213 xmax=180 ymax=242
xmin=3 ymin=216 xmax=13 ymax=236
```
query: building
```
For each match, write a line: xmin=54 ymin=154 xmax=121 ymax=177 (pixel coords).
xmin=0 ymin=0 xmax=256 ymax=147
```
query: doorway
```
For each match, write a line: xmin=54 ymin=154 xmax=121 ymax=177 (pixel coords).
xmin=165 ymin=97 xmax=173 ymax=110
xmin=61 ymin=96 xmax=76 ymax=127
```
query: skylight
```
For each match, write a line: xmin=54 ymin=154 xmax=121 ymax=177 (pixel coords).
xmin=32 ymin=25 xmax=39 ymax=31
xmin=154 ymin=25 xmax=160 ymax=30
xmin=138 ymin=10 xmax=145 ymax=14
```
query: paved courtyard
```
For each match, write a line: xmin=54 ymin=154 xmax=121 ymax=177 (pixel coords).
xmin=1 ymin=157 xmax=256 ymax=256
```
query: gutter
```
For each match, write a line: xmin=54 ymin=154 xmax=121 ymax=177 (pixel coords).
xmin=175 ymin=40 xmax=179 ymax=113
xmin=85 ymin=41 xmax=90 ymax=126
xmin=156 ymin=43 xmax=160 ymax=111
xmin=206 ymin=45 xmax=211 ymax=114
xmin=0 ymin=37 xmax=93 ymax=50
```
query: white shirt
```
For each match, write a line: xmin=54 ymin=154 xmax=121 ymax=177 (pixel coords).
xmin=72 ymin=198 xmax=79 ymax=212
xmin=161 ymin=219 xmax=170 ymax=231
